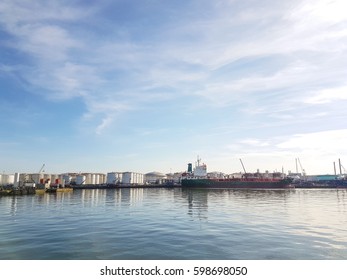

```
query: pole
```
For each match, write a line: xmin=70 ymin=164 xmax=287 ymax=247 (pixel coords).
xmin=334 ymin=162 xmax=336 ymax=176
xmin=296 ymin=158 xmax=298 ymax=174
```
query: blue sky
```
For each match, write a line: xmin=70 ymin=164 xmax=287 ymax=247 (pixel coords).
xmin=1 ymin=0 xmax=347 ymax=175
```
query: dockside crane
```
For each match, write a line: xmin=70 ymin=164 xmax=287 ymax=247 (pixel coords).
xmin=38 ymin=164 xmax=45 ymax=174
xmin=297 ymin=158 xmax=306 ymax=179
xmin=239 ymin=159 xmax=248 ymax=178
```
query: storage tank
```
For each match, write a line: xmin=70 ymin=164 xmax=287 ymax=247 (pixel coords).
xmin=85 ymin=174 xmax=92 ymax=184
xmin=2 ymin=174 xmax=15 ymax=185
xmin=76 ymin=175 xmax=86 ymax=185
xmin=61 ymin=174 xmax=71 ymax=184
xmin=31 ymin=173 xmax=44 ymax=184
xmin=91 ymin=174 xmax=96 ymax=185
xmin=100 ymin=174 xmax=106 ymax=184
xmin=44 ymin=174 xmax=51 ymax=181
xmin=106 ymin=172 xmax=117 ymax=184
xmin=122 ymin=172 xmax=132 ymax=184
xmin=121 ymin=172 xmax=144 ymax=185
xmin=14 ymin=173 xmax=20 ymax=187
xmin=51 ymin=174 xmax=59 ymax=182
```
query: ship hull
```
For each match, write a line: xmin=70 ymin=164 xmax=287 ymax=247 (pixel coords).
xmin=181 ymin=178 xmax=294 ymax=189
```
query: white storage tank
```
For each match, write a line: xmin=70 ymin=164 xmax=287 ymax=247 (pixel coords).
xmin=106 ymin=172 xmax=117 ymax=184
xmin=100 ymin=174 xmax=106 ymax=184
xmin=76 ymin=175 xmax=86 ymax=185
xmin=2 ymin=174 xmax=15 ymax=185
xmin=85 ymin=174 xmax=92 ymax=184
xmin=43 ymin=174 xmax=51 ymax=181
xmin=107 ymin=172 xmax=123 ymax=184
xmin=91 ymin=174 xmax=96 ymax=184
xmin=13 ymin=173 xmax=20 ymax=187
xmin=121 ymin=172 xmax=144 ymax=185
xmin=122 ymin=172 xmax=132 ymax=184
xmin=8 ymin=174 xmax=15 ymax=185
xmin=51 ymin=174 xmax=59 ymax=184
xmin=31 ymin=173 xmax=44 ymax=184
xmin=61 ymin=174 xmax=71 ymax=184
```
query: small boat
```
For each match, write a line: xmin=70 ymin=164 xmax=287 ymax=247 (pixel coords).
xmin=45 ymin=185 xmax=73 ymax=193
xmin=34 ymin=183 xmax=48 ymax=194
xmin=0 ymin=185 xmax=36 ymax=195
xmin=0 ymin=188 xmax=12 ymax=196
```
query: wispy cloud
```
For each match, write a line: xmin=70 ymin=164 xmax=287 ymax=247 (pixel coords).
xmin=304 ymin=86 xmax=347 ymax=104
xmin=1 ymin=0 xmax=347 ymax=160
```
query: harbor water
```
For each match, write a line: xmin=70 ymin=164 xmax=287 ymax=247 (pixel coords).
xmin=0 ymin=188 xmax=346 ymax=260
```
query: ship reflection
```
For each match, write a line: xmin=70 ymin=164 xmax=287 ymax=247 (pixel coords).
xmin=182 ymin=188 xmax=296 ymax=220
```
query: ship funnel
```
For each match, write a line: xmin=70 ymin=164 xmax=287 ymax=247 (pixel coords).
xmin=188 ymin=163 xmax=193 ymax=173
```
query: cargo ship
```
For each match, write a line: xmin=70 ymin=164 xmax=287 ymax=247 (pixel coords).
xmin=181 ymin=177 xmax=293 ymax=189
xmin=181 ymin=158 xmax=294 ymax=189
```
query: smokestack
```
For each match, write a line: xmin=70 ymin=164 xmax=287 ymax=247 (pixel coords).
xmin=188 ymin=163 xmax=192 ymax=173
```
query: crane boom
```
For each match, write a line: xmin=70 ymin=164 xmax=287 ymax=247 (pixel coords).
xmin=297 ymin=158 xmax=304 ymax=174
xmin=239 ymin=159 xmax=247 ymax=174
xmin=38 ymin=164 xmax=45 ymax=173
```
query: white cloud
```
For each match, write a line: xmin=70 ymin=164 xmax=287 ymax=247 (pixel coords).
xmin=291 ymin=0 xmax=347 ymax=24
xmin=277 ymin=129 xmax=347 ymax=156
xmin=304 ymin=86 xmax=347 ymax=104
xmin=1 ymin=0 xmax=347 ymax=135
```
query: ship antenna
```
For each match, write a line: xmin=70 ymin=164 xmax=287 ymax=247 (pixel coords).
xmin=197 ymin=155 xmax=201 ymax=166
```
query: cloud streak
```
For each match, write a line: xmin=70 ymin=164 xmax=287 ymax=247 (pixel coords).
xmin=1 ymin=0 xmax=347 ymax=173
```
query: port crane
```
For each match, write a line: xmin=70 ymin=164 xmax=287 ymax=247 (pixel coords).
xmin=296 ymin=158 xmax=306 ymax=177
xmin=38 ymin=164 xmax=45 ymax=174
xmin=239 ymin=159 xmax=248 ymax=178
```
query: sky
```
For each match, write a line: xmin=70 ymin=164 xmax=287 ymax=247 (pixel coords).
xmin=1 ymin=0 xmax=347 ymax=176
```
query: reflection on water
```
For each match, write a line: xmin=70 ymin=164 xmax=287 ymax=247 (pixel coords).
xmin=0 ymin=188 xmax=346 ymax=260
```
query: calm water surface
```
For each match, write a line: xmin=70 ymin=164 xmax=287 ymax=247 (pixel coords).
xmin=0 ymin=188 xmax=346 ymax=260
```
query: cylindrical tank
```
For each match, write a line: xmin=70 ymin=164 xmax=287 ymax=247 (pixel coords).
xmin=76 ymin=175 xmax=86 ymax=185
xmin=14 ymin=173 xmax=20 ymax=185
xmin=122 ymin=172 xmax=131 ymax=184
xmin=106 ymin=172 xmax=117 ymax=184
xmin=51 ymin=174 xmax=59 ymax=182
xmin=2 ymin=174 xmax=15 ymax=185
xmin=31 ymin=173 xmax=44 ymax=184
xmin=100 ymin=174 xmax=106 ymax=184
xmin=62 ymin=174 xmax=71 ymax=184
xmin=90 ymin=174 xmax=96 ymax=185
xmin=84 ymin=174 xmax=91 ymax=184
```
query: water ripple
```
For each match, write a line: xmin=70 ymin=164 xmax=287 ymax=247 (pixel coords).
xmin=0 ymin=188 xmax=346 ymax=259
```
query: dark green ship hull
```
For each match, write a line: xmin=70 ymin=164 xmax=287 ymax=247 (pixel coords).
xmin=181 ymin=178 xmax=294 ymax=189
